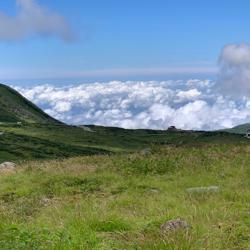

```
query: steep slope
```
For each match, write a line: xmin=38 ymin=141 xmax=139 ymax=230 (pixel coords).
xmin=0 ymin=84 xmax=61 ymax=124
xmin=224 ymin=123 xmax=250 ymax=134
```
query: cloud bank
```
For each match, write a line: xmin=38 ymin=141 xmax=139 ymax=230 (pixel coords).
xmin=0 ymin=0 xmax=73 ymax=42
xmin=10 ymin=43 xmax=250 ymax=130
xmin=218 ymin=43 xmax=250 ymax=97
xmin=15 ymin=79 xmax=250 ymax=130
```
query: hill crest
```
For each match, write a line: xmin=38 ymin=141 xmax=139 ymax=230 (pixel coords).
xmin=0 ymin=84 xmax=61 ymax=124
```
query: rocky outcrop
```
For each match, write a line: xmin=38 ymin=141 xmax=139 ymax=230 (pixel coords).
xmin=0 ymin=162 xmax=16 ymax=173
xmin=160 ymin=218 xmax=191 ymax=233
xmin=186 ymin=186 xmax=219 ymax=194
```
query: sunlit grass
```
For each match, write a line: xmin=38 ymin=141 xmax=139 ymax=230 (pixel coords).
xmin=0 ymin=144 xmax=249 ymax=249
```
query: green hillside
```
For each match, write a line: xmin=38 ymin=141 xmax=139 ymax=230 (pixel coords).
xmin=0 ymin=84 xmax=60 ymax=124
xmin=0 ymin=122 xmax=249 ymax=162
xmin=224 ymin=123 xmax=250 ymax=134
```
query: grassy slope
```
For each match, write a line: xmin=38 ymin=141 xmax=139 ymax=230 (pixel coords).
xmin=0 ymin=84 xmax=60 ymax=124
xmin=0 ymin=123 xmax=249 ymax=162
xmin=0 ymin=131 xmax=109 ymax=162
xmin=224 ymin=123 xmax=250 ymax=134
xmin=0 ymin=145 xmax=249 ymax=249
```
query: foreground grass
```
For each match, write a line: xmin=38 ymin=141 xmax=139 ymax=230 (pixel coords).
xmin=0 ymin=145 xmax=249 ymax=249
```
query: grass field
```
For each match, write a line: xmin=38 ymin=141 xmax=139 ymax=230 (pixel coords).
xmin=1 ymin=122 xmax=250 ymax=162
xmin=0 ymin=144 xmax=249 ymax=249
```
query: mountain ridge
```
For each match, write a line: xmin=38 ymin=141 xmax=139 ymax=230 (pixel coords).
xmin=0 ymin=83 xmax=61 ymax=124
xmin=223 ymin=123 xmax=250 ymax=134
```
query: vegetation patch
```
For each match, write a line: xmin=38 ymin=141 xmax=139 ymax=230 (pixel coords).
xmin=0 ymin=145 xmax=249 ymax=249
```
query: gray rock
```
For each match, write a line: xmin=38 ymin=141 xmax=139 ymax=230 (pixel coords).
xmin=40 ymin=197 xmax=51 ymax=207
xmin=149 ymin=188 xmax=160 ymax=193
xmin=0 ymin=162 xmax=16 ymax=173
xmin=0 ymin=162 xmax=16 ymax=168
xmin=160 ymin=218 xmax=190 ymax=232
xmin=186 ymin=186 xmax=219 ymax=194
xmin=78 ymin=126 xmax=95 ymax=132
xmin=140 ymin=148 xmax=151 ymax=156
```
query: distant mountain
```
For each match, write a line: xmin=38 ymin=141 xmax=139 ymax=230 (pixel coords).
xmin=0 ymin=84 xmax=61 ymax=124
xmin=224 ymin=123 xmax=250 ymax=134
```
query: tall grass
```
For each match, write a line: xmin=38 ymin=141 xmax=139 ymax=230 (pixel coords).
xmin=0 ymin=144 xmax=249 ymax=249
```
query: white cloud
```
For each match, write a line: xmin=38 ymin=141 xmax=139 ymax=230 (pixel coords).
xmin=218 ymin=43 xmax=250 ymax=97
xmin=219 ymin=43 xmax=250 ymax=66
xmin=176 ymin=89 xmax=201 ymax=101
xmin=54 ymin=101 xmax=72 ymax=112
xmin=0 ymin=0 xmax=73 ymax=42
xmin=15 ymin=80 xmax=250 ymax=130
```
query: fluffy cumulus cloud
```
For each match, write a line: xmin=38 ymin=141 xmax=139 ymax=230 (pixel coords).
xmin=218 ymin=43 xmax=250 ymax=96
xmin=0 ymin=0 xmax=73 ymax=42
xmin=15 ymin=80 xmax=250 ymax=130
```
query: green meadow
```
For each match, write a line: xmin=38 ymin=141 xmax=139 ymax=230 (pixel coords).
xmin=1 ymin=122 xmax=249 ymax=162
xmin=0 ymin=144 xmax=249 ymax=250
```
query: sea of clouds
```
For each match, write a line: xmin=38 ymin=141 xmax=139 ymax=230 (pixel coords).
xmin=12 ymin=43 xmax=250 ymax=131
xmin=15 ymin=79 xmax=250 ymax=130
xmin=1 ymin=2 xmax=249 ymax=130
xmin=1 ymin=2 xmax=250 ymax=130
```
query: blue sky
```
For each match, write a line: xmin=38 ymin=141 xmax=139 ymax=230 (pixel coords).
xmin=1 ymin=0 xmax=250 ymax=85
xmin=2 ymin=0 xmax=250 ymax=129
